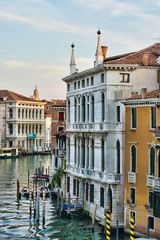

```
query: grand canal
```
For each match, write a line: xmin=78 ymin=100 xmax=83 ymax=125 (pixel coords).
xmin=0 ymin=155 xmax=127 ymax=239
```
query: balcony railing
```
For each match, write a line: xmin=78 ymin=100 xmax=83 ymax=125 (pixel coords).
xmin=128 ymin=172 xmax=136 ymax=184
xmin=147 ymin=175 xmax=154 ymax=187
xmin=155 ymin=128 xmax=160 ymax=139
xmin=66 ymin=165 xmax=121 ymax=184
xmin=147 ymin=175 xmax=160 ymax=189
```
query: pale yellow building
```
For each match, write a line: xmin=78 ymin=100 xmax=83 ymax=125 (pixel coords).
xmin=124 ymin=88 xmax=160 ymax=238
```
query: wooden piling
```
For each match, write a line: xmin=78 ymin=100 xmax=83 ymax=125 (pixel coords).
xmin=17 ymin=179 xmax=21 ymax=200
xmin=42 ymin=190 xmax=46 ymax=228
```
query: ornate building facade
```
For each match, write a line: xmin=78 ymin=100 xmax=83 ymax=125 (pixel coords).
xmin=0 ymin=89 xmax=45 ymax=153
xmin=63 ymin=30 xmax=160 ymax=227
xmin=124 ymin=89 xmax=160 ymax=238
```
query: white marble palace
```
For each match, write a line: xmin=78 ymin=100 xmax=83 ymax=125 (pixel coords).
xmin=0 ymin=87 xmax=45 ymax=153
xmin=63 ymin=30 xmax=160 ymax=227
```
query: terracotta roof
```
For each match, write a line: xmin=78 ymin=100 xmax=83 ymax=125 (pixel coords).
xmin=0 ymin=90 xmax=42 ymax=102
xmin=127 ymin=89 xmax=160 ymax=100
xmin=47 ymin=99 xmax=66 ymax=107
xmin=104 ymin=43 xmax=160 ymax=66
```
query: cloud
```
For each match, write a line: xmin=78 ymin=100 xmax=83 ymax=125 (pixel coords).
xmin=0 ymin=0 xmax=92 ymax=34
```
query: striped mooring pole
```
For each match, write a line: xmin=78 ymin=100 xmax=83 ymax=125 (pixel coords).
xmin=106 ymin=209 xmax=111 ymax=240
xmin=130 ymin=215 xmax=135 ymax=240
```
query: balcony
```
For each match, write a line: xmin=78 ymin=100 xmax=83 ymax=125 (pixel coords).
xmin=66 ymin=165 xmax=121 ymax=184
xmin=128 ymin=172 xmax=136 ymax=184
xmin=155 ymin=128 xmax=160 ymax=139
xmin=147 ymin=175 xmax=154 ymax=187
xmin=147 ymin=175 xmax=160 ymax=189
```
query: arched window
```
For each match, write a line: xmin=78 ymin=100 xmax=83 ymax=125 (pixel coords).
xmin=91 ymin=95 xmax=94 ymax=122
xmin=101 ymin=139 xmax=105 ymax=172
xmin=150 ymin=147 xmax=155 ymax=176
xmin=158 ymin=151 xmax=160 ymax=178
xmin=131 ymin=145 xmax=136 ymax=172
xmin=68 ymin=137 xmax=70 ymax=164
xmin=91 ymin=139 xmax=94 ymax=169
xmin=101 ymin=92 xmax=105 ymax=122
xmin=18 ymin=109 xmax=21 ymax=118
xmin=74 ymin=98 xmax=77 ymax=122
xmin=74 ymin=137 xmax=77 ymax=166
xmin=67 ymin=99 xmax=70 ymax=123
xmin=81 ymin=136 xmax=85 ymax=168
xmin=116 ymin=140 xmax=120 ymax=174
xmin=108 ymin=187 xmax=112 ymax=213
xmin=9 ymin=108 xmax=13 ymax=118
xmin=82 ymin=96 xmax=86 ymax=122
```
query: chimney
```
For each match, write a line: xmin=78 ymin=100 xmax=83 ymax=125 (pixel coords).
xmin=142 ymin=52 xmax=150 ymax=66
xmin=101 ymin=46 xmax=108 ymax=59
xmin=131 ymin=91 xmax=138 ymax=98
xmin=141 ymin=88 xmax=147 ymax=99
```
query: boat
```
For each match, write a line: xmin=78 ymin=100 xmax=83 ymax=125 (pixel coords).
xmin=0 ymin=148 xmax=19 ymax=159
xmin=21 ymin=187 xmax=29 ymax=198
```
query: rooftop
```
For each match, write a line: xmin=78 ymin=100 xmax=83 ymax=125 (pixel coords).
xmin=0 ymin=90 xmax=43 ymax=103
xmin=105 ymin=43 xmax=160 ymax=66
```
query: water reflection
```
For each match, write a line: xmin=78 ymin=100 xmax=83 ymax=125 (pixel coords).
xmin=0 ymin=156 xmax=107 ymax=239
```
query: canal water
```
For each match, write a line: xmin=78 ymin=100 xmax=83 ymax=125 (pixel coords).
xmin=0 ymin=155 xmax=127 ymax=239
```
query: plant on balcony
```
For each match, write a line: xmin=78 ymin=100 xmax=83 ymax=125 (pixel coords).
xmin=48 ymin=166 xmax=64 ymax=189
xmin=144 ymin=204 xmax=149 ymax=209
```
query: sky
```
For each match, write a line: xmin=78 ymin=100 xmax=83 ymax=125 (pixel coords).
xmin=0 ymin=0 xmax=160 ymax=100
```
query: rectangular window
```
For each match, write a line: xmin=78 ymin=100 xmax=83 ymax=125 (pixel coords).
xmin=67 ymin=84 xmax=70 ymax=92
xmin=87 ymin=78 xmax=89 ymax=86
xmin=73 ymin=179 xmax=76 ymax=195
xmin=131 ymin=108 xmax=137 ymax=129
xmin=101 ymin=73 xmax=104 ymax=83
xmin=55 ymin=156 xmax=58 ymax=168
xmin=74 ymin=82 xmax=77 ymax=90
xmin=86 ymin=183 xmax=88 ymax=201
xmin=151 ymin=107 xmax=156 ymax=129
xmin=82 ymin=79 xmax=85 ymax=88
xmin=91 ymin=77 xmax=94 ymax=86
xmin=130 ymin=211 xmax=136 ymax=224
xmin=149 ymin=191 xmax=154 ymax=209
xmin=116 ymin=106 xmax=120 ymax=122
xmin=90 ymin=184 xmax=94 ymax=203
xmin=148 ymin=216 xmax=154 ymax=230
xmin=157 ymin=70 xmax=160 ymax=83
xmin=120 ymin=73 xmax=130 ymax=83
xmin=153 ymin=191 xmax=160 ymax=218
xmin=78 ymin=81 xmax=80 ymax=89
xmin=67 ymin=176 xmax=70 ymax=193
xmin=130 ymin=188 xmax=135 ymax=205
xmin=77 ymin=180 xmax=79 ymax=197
xmin=59 ymin=111 xmax=64 ymax=121
xmin=100 ymin=187 xmax=104 ymax=207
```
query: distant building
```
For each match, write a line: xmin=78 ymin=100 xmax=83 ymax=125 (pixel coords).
xmin=44 ymin=111 xmax=52 ymax=151
xmin=63 ymin=30 xmax=160 ymax=228
xmin=123 ymin=89 xmax=160 ymax=238
xmin=0 ymin=88 xmax=45 ymax=153
xmin=44 ymin=100 xmax=66 ymax=151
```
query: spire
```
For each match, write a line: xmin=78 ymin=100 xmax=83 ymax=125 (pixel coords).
xmin=70 ymin=43 xmax=77 ymax=75
xmin=95 ymin=29 xmax=104 ymax=66
xmin=33 ymin=85 xmax=40 ymax=100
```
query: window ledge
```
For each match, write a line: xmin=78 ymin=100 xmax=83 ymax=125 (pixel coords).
xmin=130 ymin=128 xmax=137 ymax=131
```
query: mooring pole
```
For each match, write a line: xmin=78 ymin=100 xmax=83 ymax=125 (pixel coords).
xmin=106 ymin=209 xmax=111 ymax=240
xmin=116 ymin=219 xmax=119 ymax=240
xmin=29 ymin=188 xmax=32 ymax=219
xmin=33 ymin=190 xmax=36 ymax=220
xmin=28 ymin=169 xmax=30 ymax=188
xmin=17 ymin=179 xmax=21 ymax=200
xmin=42 ymin=190 xmax=46 ymax=228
